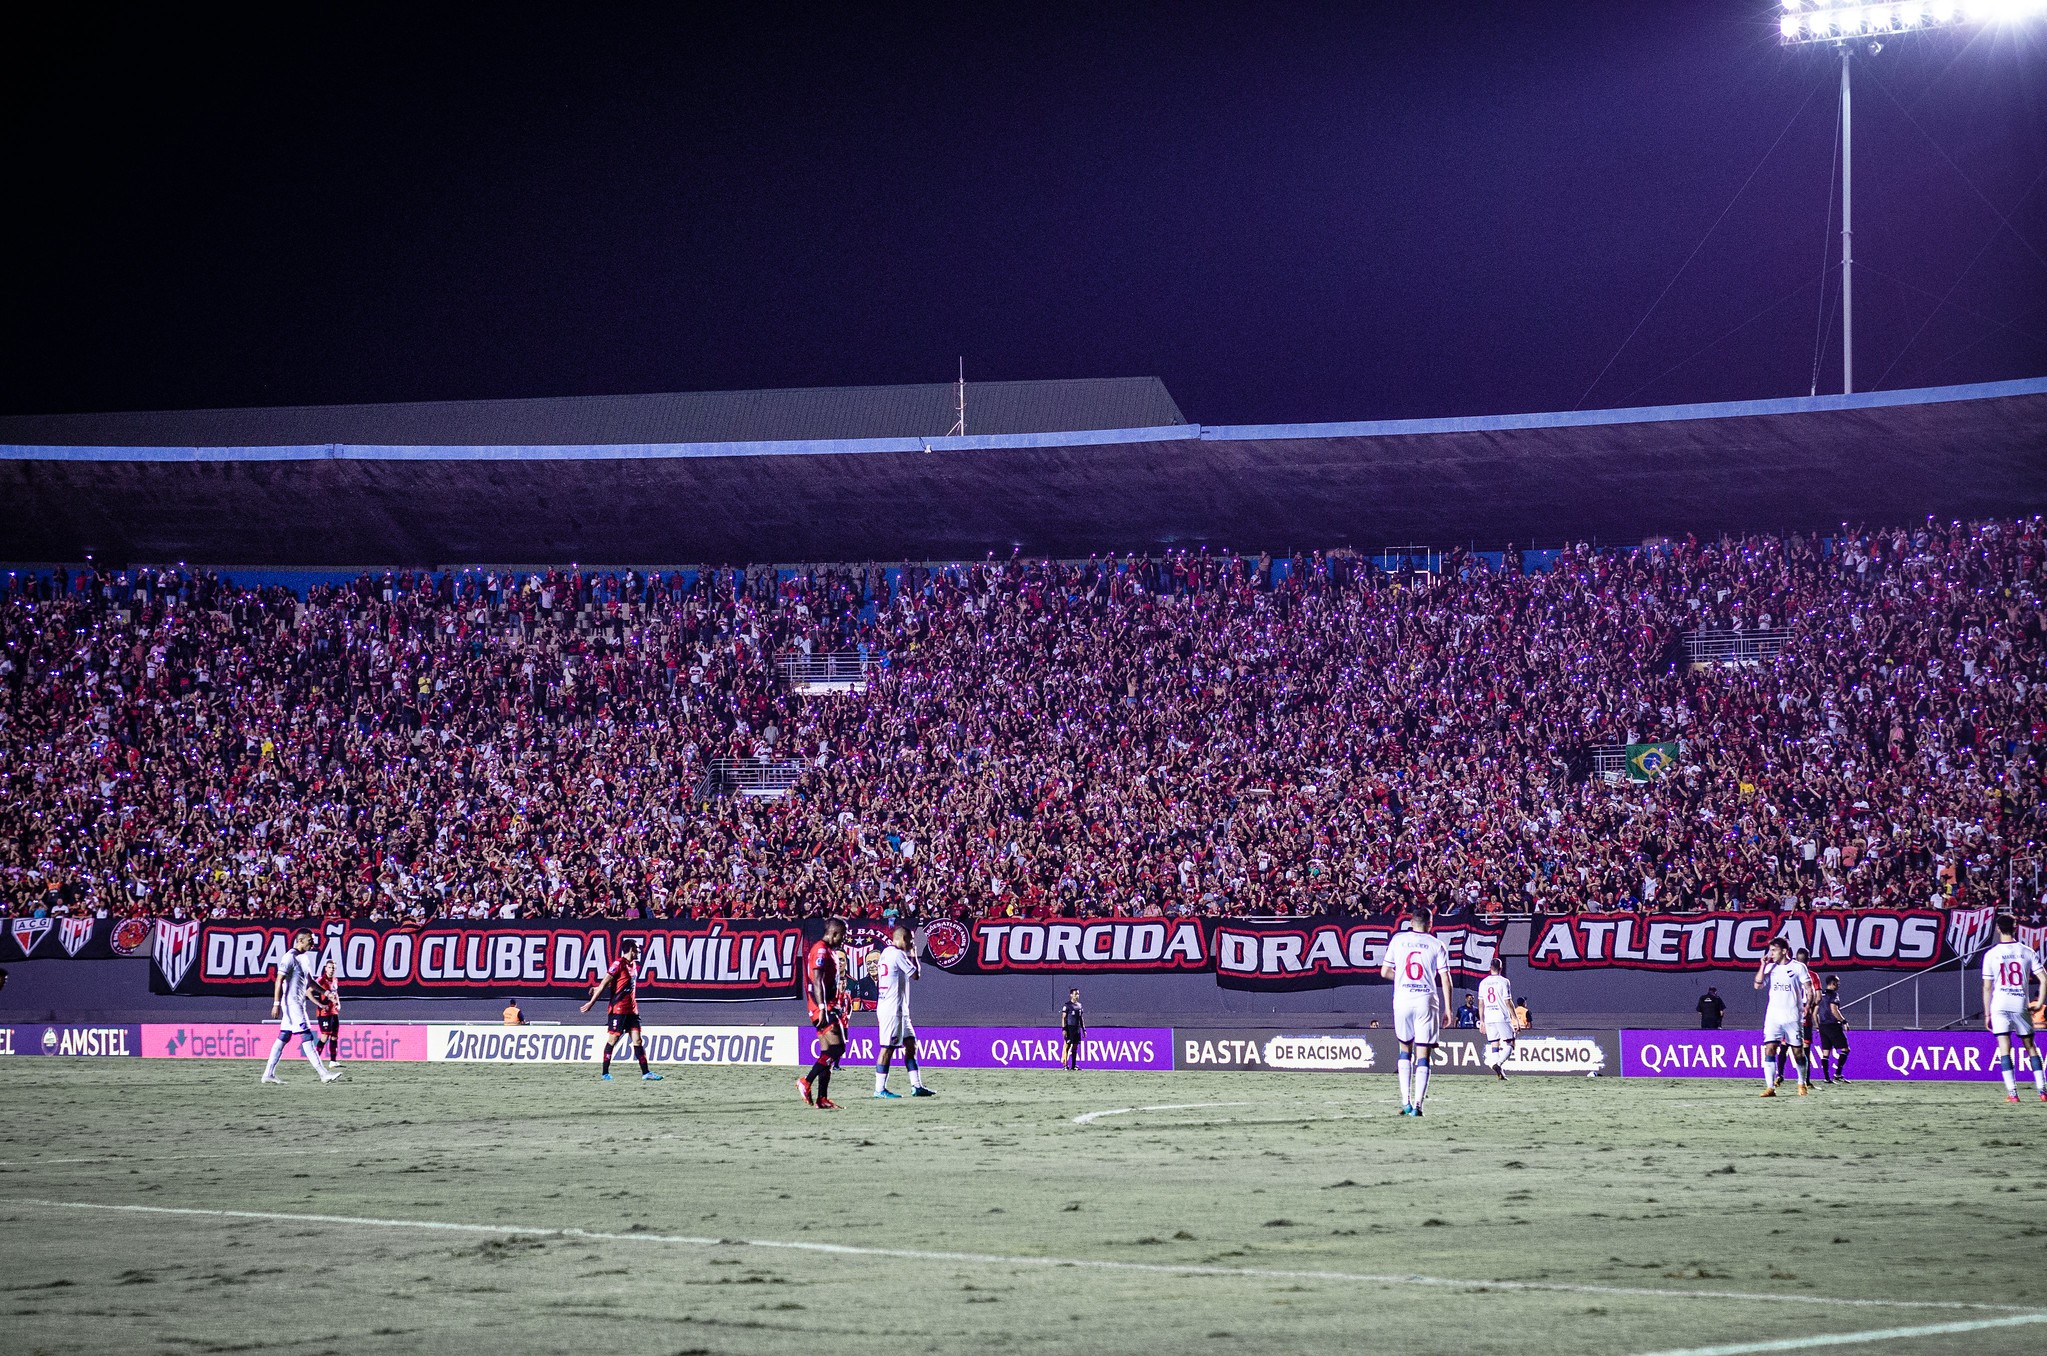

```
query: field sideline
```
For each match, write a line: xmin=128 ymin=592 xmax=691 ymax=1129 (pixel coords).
xmin=1 ymin=1062 xmax=2042 ymax=1355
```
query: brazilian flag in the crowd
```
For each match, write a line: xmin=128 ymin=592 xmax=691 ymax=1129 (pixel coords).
xmin=1624 ymin=741 xmax=1680 ymax=781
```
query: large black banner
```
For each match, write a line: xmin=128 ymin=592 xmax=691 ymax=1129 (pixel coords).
xmin=916 ymin=916 xmax=1505 ymax=991
xmin=1 ymin=916 xmax=156 ymax=963
xmin=1527 ymin=909 xmax=1949 ymax=973
xmin=150 ymin=919 xmax=810 ymax=1001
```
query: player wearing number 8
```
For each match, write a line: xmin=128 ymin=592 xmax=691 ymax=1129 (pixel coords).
xmin=1380 ymin=907 xmax=1453 ymax=1117
xmin=1980 ymin=914 xmax=2047 ymax=1104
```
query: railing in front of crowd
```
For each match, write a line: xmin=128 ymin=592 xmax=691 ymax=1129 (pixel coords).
xmin=1840 ymin=947 xmax=1983 ymax=1032
xmin=1684 ymin=628 xmax=1788 ymax=666
xmin=698 ymin=757 xmax=808 ymax=799
xmin=1589 ymin=745 xmax=1629 ymax=781
xmin=777 ymin=651 xmax=881 ymax=693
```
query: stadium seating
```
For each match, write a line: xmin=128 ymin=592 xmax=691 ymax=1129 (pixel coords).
xmin=1 ymin=518 xmax=2041 ymax=924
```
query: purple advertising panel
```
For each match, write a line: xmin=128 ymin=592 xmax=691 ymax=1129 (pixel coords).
xmin=806 ymin=1026 xmax=1173 ymax=1071
xmin=1622 ymin=1029 xmax=2018 ymax=1082
xmin=0 ymin=1023 xmax=143 ymax=1057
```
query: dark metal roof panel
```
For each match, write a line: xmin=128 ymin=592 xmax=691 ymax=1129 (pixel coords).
xmin=0 ymin=377 xmax=1187 ymax=447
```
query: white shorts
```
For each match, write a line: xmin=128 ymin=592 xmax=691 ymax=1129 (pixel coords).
xmin=1762 ymin=1014 xmax=1806 ymax=1046
xmin=279 ymin=999 xmax=317 ymax=1034
xmin=1483 ymin=1016 xmax=1517 ymax=1044
xmin=1393 ymin=995 xmax=1442 ymax=1046
xmin=1989 ymin=1002 xmax=2035 ymax=1037
xmin=877 ymin=1008 xmax=917 ymax=1046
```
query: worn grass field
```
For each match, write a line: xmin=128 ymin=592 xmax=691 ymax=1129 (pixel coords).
xmin=0 ymin=1060 xmax=2043 ymax=1355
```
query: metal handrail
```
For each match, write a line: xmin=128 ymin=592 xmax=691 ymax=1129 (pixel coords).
xmin=703 ymin=757 xmax=807 ymax=797
xmin=1684 ymin=629 xmax=1789 ymax=664
xmin=777 ymin=651 xmax=881 ymax=687
xmin=1844 ymin=947 xmax=1978 ymax=1031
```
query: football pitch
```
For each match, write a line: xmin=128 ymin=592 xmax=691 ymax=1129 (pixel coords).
xmin=1 ymin=1061 xmax=2043 ymax=1355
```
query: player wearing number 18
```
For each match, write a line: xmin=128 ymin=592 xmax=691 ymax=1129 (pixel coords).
xmin=1981 ymin=914 xmax=2047 ymax=1104
xmin=1380 ymin=907 xmax=1453 ymax=1117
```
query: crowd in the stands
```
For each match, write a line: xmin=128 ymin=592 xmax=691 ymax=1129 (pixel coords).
xmin=2 ymin=516 xmax=2044 ymax=925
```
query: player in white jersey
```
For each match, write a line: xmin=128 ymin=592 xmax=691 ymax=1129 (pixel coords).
xmin=1980 ymin=914 xmax=2047 ymax=1104
xmin=871 ymin=924 xmax=934 ymax=1099
xmin=1477 ymin=958 xmax=1517 ymax=1079
xmin=1752 ymin=937 xmax=1813 ymax=1097
xmin=1380 ymin=907 xmax=1453 ymax=1116
xmin=262 ymin=931 xmax=341 ymax=1084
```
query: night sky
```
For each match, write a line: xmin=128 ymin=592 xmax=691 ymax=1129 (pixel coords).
xmin=3 ymin=3 xmax=2043 ymax=426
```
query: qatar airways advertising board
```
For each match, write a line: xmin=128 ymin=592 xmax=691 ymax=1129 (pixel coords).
xmin=1620 ymin=1030 xmax=2025 ymax=1082
xmin=805 ymin=1026 xmax=1173 ymax=1071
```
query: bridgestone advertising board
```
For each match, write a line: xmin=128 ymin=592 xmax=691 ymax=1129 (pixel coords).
xmin=427 ymin=1024 xmax=799 ymax=1065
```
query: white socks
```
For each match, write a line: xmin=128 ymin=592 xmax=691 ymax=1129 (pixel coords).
xmin=1412 ymin=1059 xmax=1431 ymax=1107
xmin=874 ymin=1071 xmax=888 ymax=1094
xmin=265 ymin=1035 xmax=329 ymax=1080
xmin=1396 ymin=1056 xmax=1413 ymax=1107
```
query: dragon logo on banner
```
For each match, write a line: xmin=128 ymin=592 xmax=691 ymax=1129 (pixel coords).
xmin=154 ymin=920 xmax=202 ymax=991
xmin=9 ymin=918 xmax=53 ymax=958
xmin=58 ymin=917 xmax=95 ymax=957
xmin=110 ymin=917 xmax=155 ymax=957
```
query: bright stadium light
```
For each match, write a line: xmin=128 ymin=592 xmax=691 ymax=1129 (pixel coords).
xmin=1779 ymin=0 xmax=2046 ymax=394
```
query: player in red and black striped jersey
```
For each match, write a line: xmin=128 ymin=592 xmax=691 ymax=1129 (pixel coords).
xmin=798 ymin=919 xmax=848 ymax=1109
xmin=311 ymin=961 xmax=342 ymax=1065
xmin=580 ymin=938 xmax=661 ymax=1081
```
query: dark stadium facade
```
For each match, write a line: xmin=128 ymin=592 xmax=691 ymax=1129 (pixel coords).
xmin=2 ymin=375 xmax=2042 ymax=567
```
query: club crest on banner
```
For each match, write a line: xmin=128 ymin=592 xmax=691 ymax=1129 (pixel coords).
xmin=58 ymin=917 xmax=95 ymax=957
xmin=1946 ymin=905 xmax=1997 ymax=958
xmin=155 ymin=920 xmax=202 ymax=990
xmin=10 ymin=917 xmax=53 ymax=958
xmin=110 ymin=917 xmax=155 ymax=957
xmin=922 ymin=919 xmax=971 ymax=969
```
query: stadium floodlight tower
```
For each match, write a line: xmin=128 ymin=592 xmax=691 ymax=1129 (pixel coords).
xmin=1778 ymin=0 xmax=2047 ymax=393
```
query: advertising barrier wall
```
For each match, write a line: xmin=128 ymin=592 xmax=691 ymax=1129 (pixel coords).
xmin=1173 ymin=1028 xmax=1615 ymax=1075
xmin=429 ymin=1024 xmax=797 ymax=1066
xmin=804 ymin=1026 xmax=1174 ymax=1071
xmin=0 ymin=1023 xmax=142 ymax=1057
xmin=140 ymin=1022 xmax=429 ymax=1062
xmin=1619 ymin=1030 xmax=2024 ymax=1082
xmin=0 ymin=1018 xmax=2023 ymax=1083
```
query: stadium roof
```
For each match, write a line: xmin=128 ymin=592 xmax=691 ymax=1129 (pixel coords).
xmin=1 ymin=377 xmax=2043 ymax=567
xmin=0 ymin=376 xmax=1185 ymax=447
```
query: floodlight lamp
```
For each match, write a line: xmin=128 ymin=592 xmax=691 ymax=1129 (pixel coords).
xmin=1779 ymin=0 xmax=2006 ymax=37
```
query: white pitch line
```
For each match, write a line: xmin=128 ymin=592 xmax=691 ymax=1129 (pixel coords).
xmin=4 ymin=1198 xmax=2039 ymax=1317
xmin=1071 ymin=1101 xmax=1256 ymax=1125
xmin=1632 ymin=1311 xmax=2047 ymax=1355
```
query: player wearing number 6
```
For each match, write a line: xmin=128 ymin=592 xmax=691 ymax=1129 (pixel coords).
xmin=1380 ymin=907 xmax=1453 ymax=1117
xmin=1980 ymin=914 xmax=2047 ymax=1104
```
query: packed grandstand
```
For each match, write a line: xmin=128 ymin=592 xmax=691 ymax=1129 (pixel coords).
xmin=1 ymin=513 xmax=2040 ymax=928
